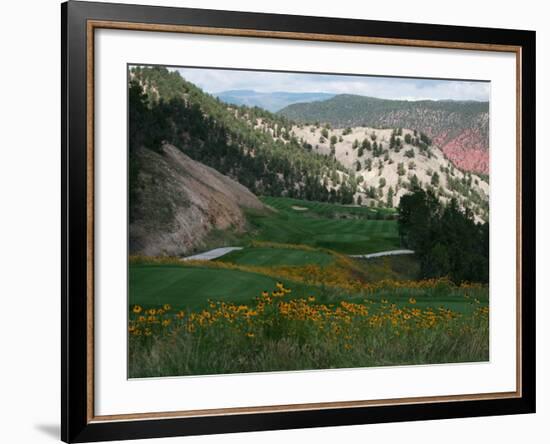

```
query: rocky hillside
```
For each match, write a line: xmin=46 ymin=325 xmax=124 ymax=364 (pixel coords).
xmin=129 ymin=67 xmax=488 ymax=229
xmin=279 ymin=95 xmax=489 ymax=174
xmin=129 ymin=144 xmax=266 ymax=256
xmin=129 ymin=67 xmax=357 ymax=205
xmin=292 ymin=124 xmax=489 ymax=221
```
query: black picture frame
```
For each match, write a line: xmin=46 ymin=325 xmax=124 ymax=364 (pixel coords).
xmin=61 ymin=1 xmax=536 ymax=442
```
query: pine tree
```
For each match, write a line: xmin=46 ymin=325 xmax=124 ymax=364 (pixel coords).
xmin=397 ymin=162 xmax=406 ymax=176
xmin=365 ymin=158 xmax=372 ymax=171
xmin=386 ymin=186 xmax=394 ymax=207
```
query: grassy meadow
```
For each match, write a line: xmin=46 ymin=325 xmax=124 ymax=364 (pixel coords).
xmin=129 ymin=197 xmax=489 ymax=378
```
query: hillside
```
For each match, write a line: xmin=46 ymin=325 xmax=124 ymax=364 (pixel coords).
xmin=279 ymin=94 xmax=489 ymax=174
xmin=292 ymin=124 xmax=489 ymax=221
xmin=215 ymin=90 xmax=334 ymax=112
xmin=129 ymin=144 xmax=267 ymax=256
xmin=129 ymin=67 xmax=358 ymax=205
xmin=129 ymin=67 xmax=488 ymax=223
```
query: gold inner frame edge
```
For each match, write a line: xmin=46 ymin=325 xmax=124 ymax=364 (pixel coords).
xmin=85 ymin=19 xmax=523 ymax=423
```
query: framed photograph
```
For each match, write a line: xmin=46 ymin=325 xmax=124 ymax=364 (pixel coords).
xmin=61 ymin=1 xmax=535 ymax=442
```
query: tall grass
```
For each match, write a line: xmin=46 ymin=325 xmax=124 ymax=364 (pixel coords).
xmin=128 ymin=283 xmax=489 ymax=378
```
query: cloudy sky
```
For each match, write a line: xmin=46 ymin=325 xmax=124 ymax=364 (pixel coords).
xmin=174 ymin=67 xmax=490 ymax=102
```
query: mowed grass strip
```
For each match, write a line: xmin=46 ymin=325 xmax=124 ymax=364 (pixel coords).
xmin=129 ymin=259 xmax=487 ymax=320
xmin=248 ymin=198 xmax=400 ymax=255
xmin=129 ymin=265 xmax=279 ymax=310
xmin=217 ymin=247 xmax=334 ymax=266
xmin=129 ymin=264 xmax=319 ymax=310
xmin=261 ymin=196 xmax=396 ymax=218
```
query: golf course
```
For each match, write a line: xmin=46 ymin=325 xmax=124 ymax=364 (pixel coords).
xmin=127 ymin=66 xmax=490 ymax=378
xmin=129 ymin=196 xmax=487 ymax=317
xmin=129 ymin=196 xmax=404 ymax=311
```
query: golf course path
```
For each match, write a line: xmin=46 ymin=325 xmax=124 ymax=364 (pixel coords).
xmin=350 ymin=249 xmax=415 ymax=259
xmin=182 ymin=247 xmax=243 ymax=261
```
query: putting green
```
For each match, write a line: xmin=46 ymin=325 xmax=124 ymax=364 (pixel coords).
xmin=218 ymin=247 xmax=334 ymax=266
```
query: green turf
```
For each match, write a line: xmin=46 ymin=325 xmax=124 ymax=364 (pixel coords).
xmin=129 ymin=265 xmax=275 ymax=310
xmin=129 ymin=264 xmax=320 ymax=310
xmin=365 ymin=292 xmax=487 ymax=315
xmin=261 ymin=196 xmax=396 ymax=219
xmin=129 ymin=262 xmax=486 ymax=315
xmin=312 ymin=279 xmax=488 ymax=316
xmin=217 ymin=247 xmax=334 ymax=266
xmin=243 ymin=197 xmax=400 ymax=255
xmin=129 ymin=197 xmax=484 ymax=314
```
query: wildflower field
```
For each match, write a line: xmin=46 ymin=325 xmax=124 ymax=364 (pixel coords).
xmin=129 ymin=220 xmax=489 ymax=377
xmin=129 ymin=278 xmax=488 ymax=377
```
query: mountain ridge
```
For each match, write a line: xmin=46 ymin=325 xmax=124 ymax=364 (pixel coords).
xmin=215 ymin=90 xmax=335 ymax=112
xmin=279 ymin=94 xmax=490 ymax=174
xmin=129 ymin=66 xmax=489 ymax=236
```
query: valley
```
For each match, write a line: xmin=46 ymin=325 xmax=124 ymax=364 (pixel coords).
xmin=127 ymin=66 xmax=490 ymax=377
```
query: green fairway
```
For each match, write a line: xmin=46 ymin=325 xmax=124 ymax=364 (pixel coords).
xmin=244 ymin=196 xmax=400 ymax=255
xmin=261 ymin=196 xmax=396 ymax=219
xmin=217 ymin=246 xmax=334 ymax=266
xmin=130 ymin=258 xmax=486 ymax=323
xmin=130 ymin=265 xmax=278 ymax=310
xmin=129 ymin=264 xmax=319 ymax=310
xmin=128 ymin=197 xmax=483 ymax=314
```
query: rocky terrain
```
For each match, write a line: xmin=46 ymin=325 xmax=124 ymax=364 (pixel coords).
xmin=129 ymin=144 xmax=266 ymax=256
xmin=279 ymin=94 xmax=490 ymax=174
xmin=290 ymin=124 xmax=489 ymax=220
xmin=128 ymin=66 xmax=490 ymax=254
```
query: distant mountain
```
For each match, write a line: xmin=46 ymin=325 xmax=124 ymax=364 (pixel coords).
xmin=215 ymin=90 xmax=335 ymax=112
xmin=279 ymin=94 xmax=490 ymax=174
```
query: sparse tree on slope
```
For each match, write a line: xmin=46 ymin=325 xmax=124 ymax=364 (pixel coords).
xmin=386 ymin=186 xmax=394 ymax=208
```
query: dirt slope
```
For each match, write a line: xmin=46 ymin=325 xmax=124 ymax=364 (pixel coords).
xmin=129 ymin=144 xmax=265 ymax=256
xmin=292 ymin=125 xmax=489 ymax=220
